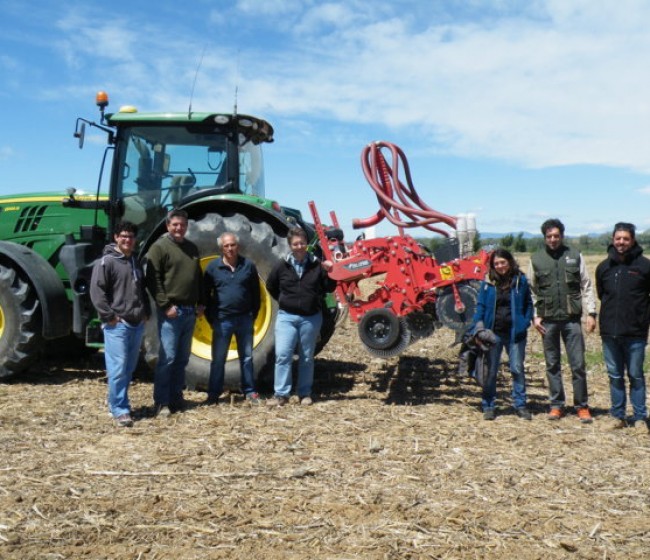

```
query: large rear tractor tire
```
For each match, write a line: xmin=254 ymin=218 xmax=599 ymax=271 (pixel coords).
xmin=315 ymin=303 xmax=341 ymax=355
xmin=144 ymin=211 xmax=290 ymax=391
xmin=0 ymin=264 xmax=43 ymax=379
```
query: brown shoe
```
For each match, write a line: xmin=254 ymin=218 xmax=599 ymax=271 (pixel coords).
xmin=548 ymin=408 xmax=564 ymax=421
xmin=576 ymin=407 xmax=593 ymax=424
xmin=605 ymin=416 xmax=627 ymax=430
xmin=266 ymin=396 xmax=288 ymax=407
xmin=115 ymin=413 xmax=133 ymax=427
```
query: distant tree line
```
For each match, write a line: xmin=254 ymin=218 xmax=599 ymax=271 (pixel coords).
xmin=418 ymin=231 xmax=483 ymax=256
xmin=417 ymin=230 xmax=650 ymax=256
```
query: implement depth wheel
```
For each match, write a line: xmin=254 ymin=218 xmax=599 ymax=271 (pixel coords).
xmin=435 ymin=282 xmax=480 ymax=332
xmin=358 ymin=308 xmax=412 ymax=358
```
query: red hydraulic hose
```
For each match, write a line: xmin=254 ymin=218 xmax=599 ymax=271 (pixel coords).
xmin=352 ymin=141 xmax=457 ymax=236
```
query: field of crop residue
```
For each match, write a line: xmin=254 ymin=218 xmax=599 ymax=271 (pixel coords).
xmin=2 ymin=255 xmax=650 ymax=559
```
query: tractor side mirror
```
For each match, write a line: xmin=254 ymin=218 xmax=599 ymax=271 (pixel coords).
xmin=75 ymin=122 xmax=86 ymax=149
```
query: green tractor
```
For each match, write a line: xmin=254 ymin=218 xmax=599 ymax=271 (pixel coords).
xmin=0 ymin=92 xmax=338 ymax=387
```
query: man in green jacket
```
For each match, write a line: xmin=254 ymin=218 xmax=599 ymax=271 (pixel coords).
xmin=146 ymin=209 xmax=204 ymax=416
xmin=528 ymin=218 xmax=597 ymax=423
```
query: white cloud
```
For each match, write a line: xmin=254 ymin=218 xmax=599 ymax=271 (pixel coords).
xmin=55 ymin=13 xmax=138 ymax=68
xmin=235 ymin=0 xmax=304 ymax=16
xmin=292 ymin=3 xmax=362 ymax=35
xmin=16 ymin=1 xmax=650 ymax=175
xmin=216 ymin=0 xmax=650 ymax=173
xmin=637 ymin=186 xmax=650 ymax=195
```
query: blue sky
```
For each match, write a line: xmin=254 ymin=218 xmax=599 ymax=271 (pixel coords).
xmin=2 ymin=0 xmax=650 ymax=239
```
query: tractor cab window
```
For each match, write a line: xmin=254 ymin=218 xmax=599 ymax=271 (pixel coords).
xmin=238 ymin=134 xmax=265 ymax=196
xmin=117 ymin=125 xmax=266 ymax=234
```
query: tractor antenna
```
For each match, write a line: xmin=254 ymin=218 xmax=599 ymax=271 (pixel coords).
xmin=233 ymin=49 xmax=241 ymax=116
xmin=188 ymin=46 xmax=207 ymax=118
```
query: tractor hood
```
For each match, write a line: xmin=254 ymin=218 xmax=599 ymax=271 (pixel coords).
xmin=0 ymin=190 xmax=107 ymax=204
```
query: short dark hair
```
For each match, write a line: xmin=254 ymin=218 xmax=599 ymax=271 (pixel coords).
xmin=166 ymin=209 xmax=189 ymax=224
xmin=287 ymin=227 xmax=308 ymax=245
xmin=540 ymin=218 xmax=565 ymax=237
xmin=114 ymin=221 xmax=138 ymax=236
xmin=613 ymin=222 xmax=636 ymax=238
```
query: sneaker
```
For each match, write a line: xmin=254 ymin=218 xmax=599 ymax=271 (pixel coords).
xmin=483 ymin=409 xmax=496 ymax=421
xmin=515 ymin=407 xmax=532 ymax=421
xmin=155 ymin=405 xmax=172 ymax=418
xmin=266 ymin=396 xmax=289 ymax=407
xmin=547 ymin=408 xmax=564 ymax=421
xmin=300 ymin=396 xmax=313 ymax=406
xmin=246 ymin=392 xmax=261 ymax=405
xmin=605 ymin=416 xmax=627 ymax=430
xmin=115 ymin=413 xmax=133 ymax=427
xmin=576 ymin=407 xmax=593 ymax=424
xmin=634 ymin=418 xmax=649 ymax=432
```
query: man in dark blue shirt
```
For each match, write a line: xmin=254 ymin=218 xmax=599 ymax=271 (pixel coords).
xmin=204 ymin=232 xmax=261 ymax=404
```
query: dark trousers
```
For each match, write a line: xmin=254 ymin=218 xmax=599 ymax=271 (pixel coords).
xmin=542 ymin=319 xmax=588 ymax=408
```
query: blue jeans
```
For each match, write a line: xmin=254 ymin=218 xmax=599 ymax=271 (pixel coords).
xmin=208 ymin=313 xmax=255 ymax=398
xmin=274 ymin=310 xmax=322 ymax=398
xmin=103 ymin=320 xmax=144 ymax=417
xmin=542 ymin=320 xmax=588 ymax=408
xmin=482 ymin=334 xmax=527 ymax=411
xmin=154 ymin=307 xmax=196 ymax=407
xmin=602 ymin=336 xmax=647 ymax=421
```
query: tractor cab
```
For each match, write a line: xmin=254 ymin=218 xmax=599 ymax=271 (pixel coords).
xmin=74 ymin=92 xmax=276 ymax=245
xmin=108 ymin=109 xmax=274 ymax=242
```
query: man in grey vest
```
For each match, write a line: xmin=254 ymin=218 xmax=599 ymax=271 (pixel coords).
xmin=528 ymin=218 xmax=597 ymax=423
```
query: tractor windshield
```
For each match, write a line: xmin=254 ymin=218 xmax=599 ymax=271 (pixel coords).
xmin=116 ymin=125 xmax=265 ymax=233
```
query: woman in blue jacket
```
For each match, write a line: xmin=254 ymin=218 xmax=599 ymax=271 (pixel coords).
xmin=472 ymin=248 xmax=534 ymax=420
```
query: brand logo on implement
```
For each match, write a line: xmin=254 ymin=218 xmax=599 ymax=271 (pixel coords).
xmin=440 ymin=265 xmax=453 ymax=280
xmin=344 ymin=259 xmax=372 ymax=271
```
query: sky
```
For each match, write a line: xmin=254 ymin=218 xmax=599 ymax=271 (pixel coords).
xmin=2 ymin=0 xmax=650 ymax=239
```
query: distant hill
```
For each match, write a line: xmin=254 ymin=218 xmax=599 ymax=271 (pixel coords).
xmin=480 ymin=231 xmax=539 ymax=239
xmin=481 ymin=231 xmax=606 ymax=239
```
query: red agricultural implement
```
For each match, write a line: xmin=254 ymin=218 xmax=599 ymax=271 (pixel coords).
xmin=309 ymin=141 xmax=490 ymax=358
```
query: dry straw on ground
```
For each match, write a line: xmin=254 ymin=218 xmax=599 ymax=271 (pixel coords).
xmin=2 ymin=255 xmax=650 ymax=559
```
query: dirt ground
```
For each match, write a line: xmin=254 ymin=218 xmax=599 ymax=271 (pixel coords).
xmin=2 ymin=256 xmax=650 ymax=559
